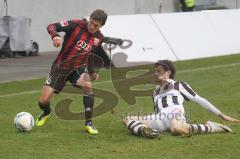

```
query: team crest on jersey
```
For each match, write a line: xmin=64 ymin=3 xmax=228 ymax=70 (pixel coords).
xmin=60 ymin=20 xmax=69 ymax=27
xmin=94 ymin=38 xmax=100 ymax=45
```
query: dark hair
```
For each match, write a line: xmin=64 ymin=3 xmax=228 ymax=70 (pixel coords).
xmin=90 ymin=9 xmax=108 ymax=26
xmin=155 ymin=60 xmax=176 ymax=79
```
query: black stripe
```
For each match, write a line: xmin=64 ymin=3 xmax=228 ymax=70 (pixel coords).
xmin=154 ymin=101 xmax=160 ymax=113
xmin=172 ymin=96 xmax=179 ymax=105
xmin=174 ymin=82 xmax=179 ymax=91
xmin=130 ymin=123 xmax=143 ymax=135
xmin=204 ymin=125 xmax=209 ymax=133
xmin=154 ymin=87 xmax=160 ymax=95
xmin=181 ymin=92 xmax=190 ymax=101
xmin=127 ymin=121 xmax=135 ymax=130
xmin=190 ymin=124 xmax=195 ymax=133
xmin=164 ymin=83 xmax=170 ymax=91
xmin=152 ymin=93 xmax=160 ymax=113
xmin=138 ymin=126 xmax=143 ymax=135
xmin=151 ymin=93 xmax=154 ymax=101
xmin=162 ymin=96 xmax=168 ymax=108
xmin=197 ymin=124 xmax=202 ymax=134
xmin=181 ymin=82 xmax=196 ymax=97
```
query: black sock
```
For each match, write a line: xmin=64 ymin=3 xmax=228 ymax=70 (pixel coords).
xmin=38 ymin=102 xmax=51 ymax=115
xmin=83 ymin=94 xmax=94 ymax=124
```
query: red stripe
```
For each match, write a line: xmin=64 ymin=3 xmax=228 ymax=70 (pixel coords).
xmin=64 ymin=31 xmax=88 ymax=69
xmin=56 ymin=26 xmax=81 ymax=65
xmin=47 ymin=24 xmax=56 ymax=38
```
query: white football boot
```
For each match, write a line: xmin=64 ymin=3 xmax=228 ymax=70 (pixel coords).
xmin=206 ymin=121 xmax=232 ymax=133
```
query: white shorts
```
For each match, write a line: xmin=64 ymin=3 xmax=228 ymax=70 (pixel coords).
xmin=142 ymin=106 xmax=186 ymax=132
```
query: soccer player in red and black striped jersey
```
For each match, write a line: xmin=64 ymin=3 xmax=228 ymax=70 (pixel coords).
xmin=123 ymin=60 xmax=240 ymax=138
xmin=36 ymin=9 xmax=108 ymax=135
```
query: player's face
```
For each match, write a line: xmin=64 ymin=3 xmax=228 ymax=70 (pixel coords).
xmin=87 ymin=19 xmax=102 ymax=33
xmin=154 ymin=65 xmax=171 ymax=83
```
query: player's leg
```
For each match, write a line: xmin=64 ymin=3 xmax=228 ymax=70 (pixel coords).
xmin=36 ymin=85 xmax=55 ymax=126
xmin=77 ymin=72 xmax=98 ymax=134
xmin=122 ymin=115 xmax=162 ymax=138
xmin=169 ymin=118 xmax=190 ymax=136
xmin=188 ymin=121 xmax=232 ymax=134
xmin=170 ymin=119 xmax=232 ymax=136
xmin=69 ymin=66 xmax=98 ymax=134
xmin=160 ymin=106 xmax=230 ymax=136
xmin=36 ymin=69 xmax=66 ymax=126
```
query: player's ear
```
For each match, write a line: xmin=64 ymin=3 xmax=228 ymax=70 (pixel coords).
xmin=166 ymin=70 xmax=171 ymax=77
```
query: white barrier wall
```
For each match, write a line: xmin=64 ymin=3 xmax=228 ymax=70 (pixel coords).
xmin=151 ymin=9 xmax=240 ymax=60
xmin=1 ymin=0 xmax=163 ymax=53
xmin=101 ymin=14 xmax=178 ymax=67
xmin=102 ymin=9 xmax=240 ymax=67
xmin=2 ymin=0 xmax=240 ymax=67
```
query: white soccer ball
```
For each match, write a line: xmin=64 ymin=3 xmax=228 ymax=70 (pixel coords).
xmin=14 ymin=112 xmax=34 ymax=132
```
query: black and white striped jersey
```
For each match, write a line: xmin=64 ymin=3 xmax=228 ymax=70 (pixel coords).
xmin=153 ymin=79 xmax=221 ymax=115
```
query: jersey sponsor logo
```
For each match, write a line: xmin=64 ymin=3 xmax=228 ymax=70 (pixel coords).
xmin=60 ymin=20 xmax=69 ymax=27
xmin=75 ymin=40 xmax=92 ymax=52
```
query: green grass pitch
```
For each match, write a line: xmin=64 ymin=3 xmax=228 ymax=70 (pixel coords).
xmin=0 ymin=54 xmax=240 ymax=159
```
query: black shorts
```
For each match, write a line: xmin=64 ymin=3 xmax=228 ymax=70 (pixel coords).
xmin=44 ymin=65 xmax=88 ymax=93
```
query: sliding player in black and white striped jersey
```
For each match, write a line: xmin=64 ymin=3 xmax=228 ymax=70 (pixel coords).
xmin=123 ymin=60 xmax=240 ymax=138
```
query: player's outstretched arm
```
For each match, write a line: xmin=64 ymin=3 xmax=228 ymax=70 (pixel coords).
xmin=218 ymin=113 xmax=240 ymax=123
xmin=192 ymin=95 xmax=240 ymax=123
xmin=191 ymin=95 xmax=240 ymax=123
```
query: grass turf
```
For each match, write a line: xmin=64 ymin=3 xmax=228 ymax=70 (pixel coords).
xmin=0 ymin=54 xmax=240 ymax=159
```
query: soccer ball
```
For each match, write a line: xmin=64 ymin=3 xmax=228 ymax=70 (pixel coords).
xmin=14 ymin=112 xmax=34 ymax=132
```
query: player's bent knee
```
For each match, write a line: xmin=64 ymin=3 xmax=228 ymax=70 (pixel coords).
xmin=170 ymin=123 xmax=189 ymax=135
xmin=170 ymin=125 xmax=182 ymax=135
xmin=76 ymin=77 xmax=93 ymax=94
xmin=77 ymin=78 xmax=92 ymax=88
xmin=170 ymin=119 xmax=189 ymax=135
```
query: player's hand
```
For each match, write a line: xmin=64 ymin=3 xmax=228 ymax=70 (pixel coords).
xmin=53 ymin=37 xmax=62 ymax=48
xmin=90 ymin=73 xmax=99 ymax=81
xmin=219 ymin=113 xmax=240 ymax=123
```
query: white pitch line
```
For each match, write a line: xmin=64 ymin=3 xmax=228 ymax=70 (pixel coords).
xmin=0 ymin=62 xmax=239 ymax=98
xmin=0 ymin=90 xmax=40 ymax=98
xmin=178 ymin=62 xmax=240 ymax=74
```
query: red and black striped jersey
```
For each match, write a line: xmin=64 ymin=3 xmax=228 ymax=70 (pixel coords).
xmin=47 ymin=19 xmax=104 ymax=70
